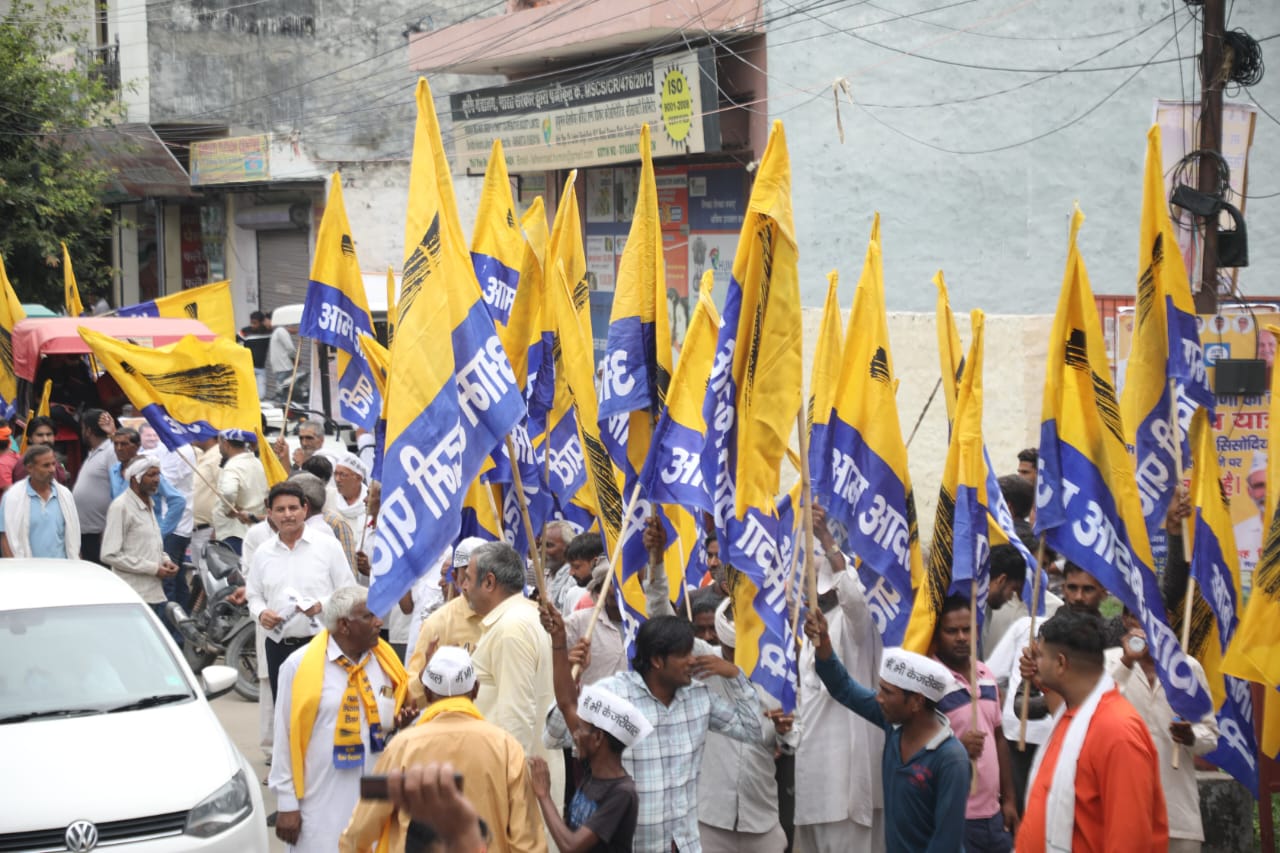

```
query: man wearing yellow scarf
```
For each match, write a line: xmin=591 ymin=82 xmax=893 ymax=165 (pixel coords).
xmin=340 ymin=645 xmax=546 ymax=853
xmin=270 ymin=585 xmax=414 ymax=851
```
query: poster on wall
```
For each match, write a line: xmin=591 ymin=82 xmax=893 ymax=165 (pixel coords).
xmin=1116 ymin=303 xmax=1279 ymax=596
xmin=585 ymin=170 xmax=614 ymax=223
xmin=586 ymin=235 xmax=616 ymax=292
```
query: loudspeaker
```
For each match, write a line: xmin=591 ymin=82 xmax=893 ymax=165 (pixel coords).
xmin=1214 ymin=359 xmax=1267 ymax=395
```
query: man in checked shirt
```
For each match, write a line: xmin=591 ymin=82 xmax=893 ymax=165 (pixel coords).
xmin=541 ymin=608 xmax=765 ymax=853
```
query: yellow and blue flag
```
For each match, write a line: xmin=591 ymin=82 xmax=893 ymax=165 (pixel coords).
xmin=1034 ymin=205 xmax=1211 ymax=721
xmin=368 ymin=79 xmax=525 ymax=616
xmin=906 ymin=311 xmax=990 ymax=653
xmin=642 ymin=271 xmax=720 ymax=515
xmin=935 ymin=273 xmax=1044 ymax=618
xmin=825 ymin=217 xmax=922 ymax=645
xmin=0 ymin=255 xmax=27 ymax=418
xmin=1223 ymin=323 xmax=1280 ymax=757
xmin=61 ymin=243 xmax=85 ymax=318
xmin=471 ymin=140 xmax=524 ymax=327
xmin=118 ymin=280 xmax=237 ymax=340
xmin=77 ymin=327 xmax=259 ymax=449
xmin=1121 ymin=126 xmax=1215 ymax=541
xmin=1182 ymin=408 xmax=1257 ymax=794
xmin=460 ymin=479 xmax=504 ymax=544
xmin=808 ymin=271 xmax=843 ymax=509
xmin=599 ymin=125 xmax=675 ymax=643
xmin=357 ymin=332 xmax=391 ymax=482
xmin=299 ymin=174 xmax=382 ymax=432
xmin=385 ymin=266 xmax=397 ymax=349
xmin=706 ymin=121 xmax=803 ymax=711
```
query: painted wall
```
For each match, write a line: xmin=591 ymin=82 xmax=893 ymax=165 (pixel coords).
xmin=767 ymin=0 xmax=1280 ymax=314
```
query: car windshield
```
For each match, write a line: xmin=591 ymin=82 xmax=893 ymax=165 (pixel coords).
xmin=0 ymin=603 xmax=194 ymax=721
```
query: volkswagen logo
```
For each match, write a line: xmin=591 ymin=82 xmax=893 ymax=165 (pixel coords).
xmin=64 ymin=820 xmax=98 ymax=852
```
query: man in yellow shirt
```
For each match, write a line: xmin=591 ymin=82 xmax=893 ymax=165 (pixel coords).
xmin=341 ymin=646 xmax=545 ymax=853
xmin=406 ymin=537 xmax=487 ymax=706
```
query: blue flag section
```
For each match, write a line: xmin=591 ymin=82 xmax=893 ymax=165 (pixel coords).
xmin=1191 ymin=509 xmax=1259 ymax=796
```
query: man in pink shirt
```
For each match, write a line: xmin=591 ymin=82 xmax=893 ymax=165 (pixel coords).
xmin=933 ymin=595 xmax=1019 ymax=852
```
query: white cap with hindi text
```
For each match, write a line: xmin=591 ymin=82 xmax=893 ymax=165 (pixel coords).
xmin=421 ymin=646 xmax=476 ymax=697
xmin=578 ymin=684 xmax=653 ymax=747
xmin=879 ymin=648 xmax=954 ymax=703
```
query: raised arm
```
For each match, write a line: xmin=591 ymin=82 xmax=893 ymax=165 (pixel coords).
xmin=539 ymin=602 xmax=583 ymax=741
xmin=804 ymin=607 xmax=887 ymax=729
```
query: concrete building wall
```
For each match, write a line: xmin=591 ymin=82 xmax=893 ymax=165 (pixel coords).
xmin=767 ymin=0 xmax=1280 ymax=314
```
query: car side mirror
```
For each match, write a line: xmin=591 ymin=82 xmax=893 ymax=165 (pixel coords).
xmin=199 ymin=664 xmax=238 ymax=700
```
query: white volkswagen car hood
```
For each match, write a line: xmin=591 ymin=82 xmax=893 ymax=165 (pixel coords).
xmin=0 ymin=698 xmax=243 ymax=832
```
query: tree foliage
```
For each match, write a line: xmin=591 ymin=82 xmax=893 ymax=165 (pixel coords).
xmin=0 ymin=1 xmax=119 ymax=307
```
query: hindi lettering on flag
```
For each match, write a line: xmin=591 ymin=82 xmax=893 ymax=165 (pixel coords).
xmin=300 ymin=174 xmax=382 ymax=431
xmin=368 ymin=79 xmax=524 ymax=616
xmin=470 ymin=140 xmax=524 ymax=328
xmin=824 ymin=216 xmax=922 ymax=645
xmin=1034 ymin=205 xmax=1211 ymax=722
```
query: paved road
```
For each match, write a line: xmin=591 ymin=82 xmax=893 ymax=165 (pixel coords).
xmin=211 ymin=692 xmax=285 ymax=852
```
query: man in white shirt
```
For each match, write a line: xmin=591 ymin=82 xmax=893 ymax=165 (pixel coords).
xmin=143 ymin=425 xmax=197 ymax=606
xmin=247 ymin=481 xmax=354 ymax=703
xmin=538 ymin=520 xmax=574 ymax=610
xmin=1109 ymin=608 xmax=1218 ymax=852
xmin=698 ymin=598 xmax=797 ymax=853
xmin=268 ymin=320 xmax=299 ymax=401
xmin=794 ymin=506 xmax=886 ymax=853
xmin=101 ymin=456 xmax=179 ymax=625
xmin=465 ymin=541 xmax=565 ymax=815
xmin=269 ymin=585 xmax=413 ymax=852
xmin=214 ymin=429 xmax=269 ymax=555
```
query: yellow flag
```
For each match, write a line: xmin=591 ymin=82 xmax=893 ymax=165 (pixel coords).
xmin=552 ymin=259 xmax=623 ymax=554
xmin=78 ymin=327 xmax=260 ymax=447
xmin=357 ymin=333 xmax=391 ymax=402
xmin=934 ymin=271 xmax=965 ymax=423
xmin=503 ymin=197 xmax=548 ymax=392
xmin=122 ymin=280 xmax=236 ymax=339
xmin=730 ymin=121 xmax=802 ymax=516
xmin=385 ymin=266 xmax=397 ymax=349
xmin=547 ymin=172 xmax=590 ymax=334
xmin=61 ymin=243 xmax=84 ymax=318
xmin=807 ymin=270 xmax=843 ymax=506
xmin=906 ymin=311 xmax=988 ymax=653
xmin=255 ymin=425 xmax=289 ymax=487
xmin=0 ymin=254 xmax=27 ymax=415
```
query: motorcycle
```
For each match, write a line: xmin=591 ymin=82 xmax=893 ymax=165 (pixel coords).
xmin=166 ymin=540 xmax=259 ymax=702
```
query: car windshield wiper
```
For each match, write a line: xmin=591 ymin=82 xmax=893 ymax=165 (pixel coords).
xmin=0 ymin=708 xmax=105 ymax=724
xmin=104 ymin=693 xmax=191 ymax=713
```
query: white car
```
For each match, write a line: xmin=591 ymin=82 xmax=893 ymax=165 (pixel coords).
xmin=0 ymin=560 xmax=268 ymax=852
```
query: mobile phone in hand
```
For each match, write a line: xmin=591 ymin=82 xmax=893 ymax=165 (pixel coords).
xmin=360 ymin=773 xmax=464 ymax=799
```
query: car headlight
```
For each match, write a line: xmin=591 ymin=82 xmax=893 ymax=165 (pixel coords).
xmin=185 ymin=769 xmax=253 ymax=838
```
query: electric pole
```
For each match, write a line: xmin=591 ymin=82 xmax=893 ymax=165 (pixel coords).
xmin=1193 ymin=0 xmax=1226 ymax=314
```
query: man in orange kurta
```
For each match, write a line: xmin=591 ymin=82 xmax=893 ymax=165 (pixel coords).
xmin=1015 ymin=608 xmax=1167 ymax=853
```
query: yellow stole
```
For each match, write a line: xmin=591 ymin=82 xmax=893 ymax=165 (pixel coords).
xmin=288 ymin=632 xmax=408 ymax=800
xmin=416 ymin=695 xmax=485 ymax=726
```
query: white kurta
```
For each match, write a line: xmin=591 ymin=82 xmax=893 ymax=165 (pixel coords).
xmin=269 ymin=639 xmax=397 ymax=853
xmin=1105 ymin=648 xmax=1218 ymax=842
xmin=794 ymin=567 xmax=885 ymax=851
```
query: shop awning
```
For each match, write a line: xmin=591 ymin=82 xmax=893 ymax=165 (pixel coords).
xmin=69 ymin=124 xmax=198 ymax=204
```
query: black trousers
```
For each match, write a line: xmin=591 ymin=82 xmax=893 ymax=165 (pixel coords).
xmin=80 ymin=532 xmax=103 ymax=565
xmin=266 ymin=635 xmax=313 ymax=704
